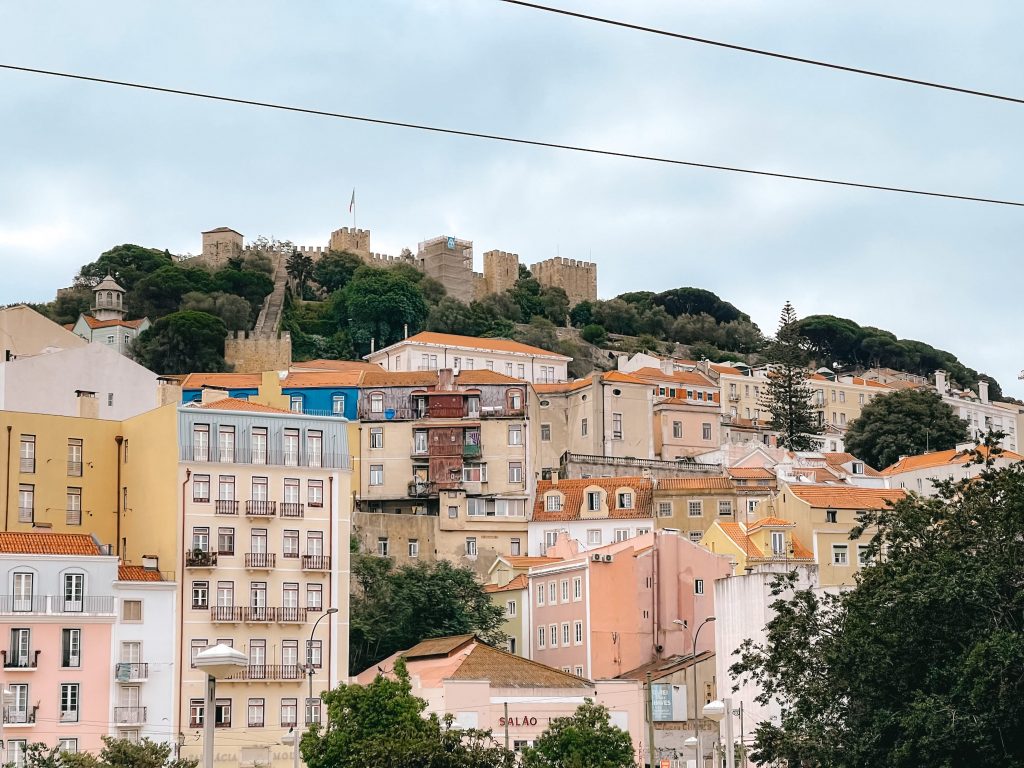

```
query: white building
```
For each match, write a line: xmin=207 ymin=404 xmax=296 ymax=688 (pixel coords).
xmin=0 ymin=306 xmax=86 ymax=361
xmin=0 ymin=344 xmax=160 ymax=420
xmin=366 ymin=332 xmax=570 ymax=384
xmin=935 ymin=370 xmax=1019 ymax=452
xmin=111 ymin=562 xmax=177 ymax=745
xmin=70 ymin=275 xmax=151 ymax=356
xmin=881 ymin=443 xmax=1024 ymax=496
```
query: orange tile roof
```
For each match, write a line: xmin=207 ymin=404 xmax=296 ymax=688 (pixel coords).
xmin=717 ymin=522 xmax=763 ymax=558
xmin=193 ymin=398 xmax=296 ymax=414
xmin=822 ymin=452 xmax=882 ymax=476
xmin=117 ymin=565 xmax=164 ymax=582
xmin=746 ymin=516 xmax=795 ymax=533
xmin=385 ymin=332 xmax=569 ymax=359
xmin=716 ymin=521 xmax=813 ymax=562
xmin=727 ymin=467 xmax=776 ymax=480
xmin=847 ymin=376 xmax=892 ymax=389
xmin=181 ymin=373 xmax=263 ymax=389
xmin=787 ymin=485 xmax=906 ymax=509
xmin=533 ymin=477 xmax=654 ymax=521
xmin=484 ymin=574 xmax=529 ymax=594
xmin=601 ymin=371 xmax=649 ymax=385
xmin=504 ymin=556 xmax=562 ymax=568
xmin=81 ymin=316 xmax=147 ymax=330
xmin=534 ymin=379 xmax=591 ymax=394
xmin=711 ymin=364 xmax=745 ymax=375
xmin=360 ymin=369 xmax=525 ymax=387
xmin=658 ymin=477 xmax=734 ymax=491
xmin=289 ymin=359 xmax=383 ymax=372
xmin=450 ymin=641 xmax=592 ymax=688
xmin=630 ymin=367 xmax=716 ymax=387
xmin=881 ymin=446 xmax=1024 ymax=475
xmin=0 ymin=533 xmax=102 ymax=556
xmin=283 ymin=371 xmax=365 ymax=387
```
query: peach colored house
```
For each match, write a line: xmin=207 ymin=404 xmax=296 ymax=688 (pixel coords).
xmin=355 ymin=635 xmax=645 ymax=761
xmin=627 ymin=365 xmax=723 ymax=460
xmin=529 ymin=531 xmax=732 ymax=680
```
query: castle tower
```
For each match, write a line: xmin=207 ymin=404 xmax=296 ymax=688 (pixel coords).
xmin=417 ymin=235 xmax=475 ymax=303
xmin=328 ymin=227 xmax=371 ymax=259
xmin=201 ymin=227 xmax=244 ymax=268
xmin=482 ymin=250 xmax=520 ymax=296
xmin=530 ymin=257 xmax=598 ymax=307
xmin=91 ymin=274 xmax=127 ymax=321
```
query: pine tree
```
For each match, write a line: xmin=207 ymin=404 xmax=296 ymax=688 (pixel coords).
xmin=760 ymin=301 xmax=818 ymax=450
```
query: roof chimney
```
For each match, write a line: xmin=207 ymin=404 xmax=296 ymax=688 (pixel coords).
xmin=370 ymin=337 xmax=376 ymax=353
xmin=978 ymin=379 xmax=990 ymax=404
xmin=934 ymin=369 xmax=948 ymax=395
xmin=75 ymin=390 xmax=99 ymax=419
xmin=660 ymin=359 xmax=674 ymax=375
xmin=201 ymin=387 xmax=230 ymax=405
xmin=156 ymin=377 xmax=182 ymax=407
xmin=437 ymin=368 xmax=455 ymax=390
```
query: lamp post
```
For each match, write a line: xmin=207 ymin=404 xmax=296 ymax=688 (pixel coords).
xmin=281 ymin=728 xmax=301 ymax=768
xmin=675 ymin=616 xmax=715 ymax=768
xmin=307 ymin=608 xmax=339 ymax=723
xmin=703 ymin=698 xmax=735 ymax=768
xmin=194 ymin=644 xmax=247 ymax=768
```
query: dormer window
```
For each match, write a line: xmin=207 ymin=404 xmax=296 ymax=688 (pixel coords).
xmin=617 ymin=491 xmax=633 ymax=509
xmin=851 ymin=462 xmax=864 ymax=475
xmin=545 ymin=494 xmax=562 ymax=512
xmin=771 ymin=531 xmax=785 ymax=555
xmin=586 ymin=491 xmax=602 ymax=512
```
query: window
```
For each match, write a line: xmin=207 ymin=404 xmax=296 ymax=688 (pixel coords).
xmin=858 ymin=545 xmax=872 ymax=567
xmin=191 ymin=526 xmax=211 ymax=553
xmin=549 ymin=624 xmax=558 ymax=648
xmin=718 ymin=500 xmax=733 ymax=516
xmin=448 ymin=505 xmax=459 ymax=519
xmin=562 ymin=623 xmax=571 ymax=646
xmin=283 ymin=429 xmax=300 ymax=466
xmin=612 ymin=413 xmax=623 ymax=440
xmin=689 ymin=530 xmax=703 ymax=543
xmin=771 ymin=531 xmax=785 ymax=555
xmin=306 ymin=583 xmax=323 ymax=612
xmin=688 ymin=500 xmax=703 ymax=517
xmin=215 ymin=582 xmax=234 ymax=609
xmin=832 ymin=544 xmax=849 ymax=566
xmin=614 ymin=528 xmax=630 ymax=542
xmin=859 ymin=393 xmax=865 ymax=405
xmin=510 ymin=538 xmax=521 ymax=556
xmin=657 ymin=501 xmax=672 ymax=518
xmin=189 ymin=698 xmax=205 ymax=728
xmin=281 ymin=698 xmax=298 ymax=728
xmin=570 ymin=577 xmax=582 ymax=601
xmin=825 ymin=509 xmax=838 ymax=524
xmin=290 ymin=395 xmax=303 ymax=413
xmin=62 ymin=439 xmax=84 ymax=480
xmin=672 ymin=421 xmax=682 ymax=439
xmin=369 ymin=427 xmax=383 ymax=449
xmin=57 ymin=739 xmax=77 ymax=755
xmin=617 ymin=491 xmax=633 ymax=509
xmin=485 ymin=360 xmax=494 ymax=371
xmin=702 ymin=422 xmax=713 ymax=441
xmin=505 ymin=362 xmax=513 ymax=376
xmin=18 ymin=435 xmax=35 ymax=474
xmin=545 ymin=494 xmax=562 ymax=512
xmin=548 ymin=583 xmax=558 ymax=604
xmin=121 ymin=599 xmax=142 ymax=622
xmin=251 ymin=428 xmax=268 ymax=464
xmin=63 ymin=573 xmax=84 ymax=612
xmin=560 ymin=580 xmax=569 ymax=602
xmin=539 ymin=423 xmax=551 ymax=442
xmin=587 ymin=529 xmax=601 ymax=546
xmin=581 ymin=418 xmax=588 ymax=437
xmin=695 ymin=579 xmax=705 ymax=595
xmin=215 ymin=698 xmax=232 ymax=728
xmin=370 ymin=392 xmax=384 ymax=413
xmin=192 ymin=424 xmax=210 ymax=462
xmin=839 ymin=391 xmax=846 ymax=403
xmin=413 ymin=430 xmax=428 ymax=454
xmin=506 ymin=600 xmax=517 ymax=617
xmin=536 ymin=585 xmax=545 ymax=606
xmin=369 ymin=465 xmax=383 ymax=486
xmin=306 ymin=639 xmax=323 ymax=668
xmin=218 ymin=476 xmax=235 ymax=503
xmin=8 ymin=741 xmax=26 ymax=768
xmin=193 ymin=580 xmax=210 ymax=610
xmin=407 ymin=539 xmax=420 ymax=558
xmin=283 ymin=529 xmax=299 ymax=558
xmin=66 ymin=487 xmax=82 ymax=526
xmin=60 ymin=683 xmax=80 ymax=722
xmin=851 ymin=462 xmax=864 ymax=475
xmin=466 ymin=537 xmax=477 ymax=557
xmin=307 ymin=430 xmax=322 ymax=468
xmin=507 ymin=638 xmax=517 ymax=654
xmin=508 ymin=462 xmax=523 ymax=483
xmin=241 ymin=696 xmax=265 ymax=729
xmin=308 ymin=480 xmax=324 ymax=507
xmin=332 ymin=394 xmax=346 ymax=415
xmin=377 ymin=537 xmax=389 ymax=557
xmin=193 ymin=474 xmax=210 ymax=503
xmin=543 ymin=530 xmax=558 ymax=554
xmin=462 ymin=463 xmax=487 ymax=482
xmin=586 ymin=491 xmax=601 ymax=511
xmin=508 ymin=424 xmax=523 ymax=446
xmin=17 ymin=484 xmax=33 ymax=523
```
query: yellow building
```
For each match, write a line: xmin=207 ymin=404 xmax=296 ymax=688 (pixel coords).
xmin=700 ymin=517 xmax=814 ymax=575
xmin=653 ymin=477 xmax=742 ymax=544
xmin=769 ymin=483 xmax=905 ymax=587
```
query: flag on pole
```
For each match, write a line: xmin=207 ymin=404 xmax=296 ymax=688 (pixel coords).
xmin=348 ymin=189 xmax=356 ymax=213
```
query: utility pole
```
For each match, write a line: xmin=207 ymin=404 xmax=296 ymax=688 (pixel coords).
xmin=504 ymin=702 xmax=510 ymax=751
xmin=646 ymin=671 xmax=656 ymax=768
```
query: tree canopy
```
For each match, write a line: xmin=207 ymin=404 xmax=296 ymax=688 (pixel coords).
xmin=76 ymin=244 xmax=173 ymax=291
xmin=349 ymin=555 xmax=506 ymax=674
xmin=844 ymin=388 xmax=969 ymax=470
xmin=18 ymin=737 xmax=197 ymax=768
xmin=760 ymin=302 xmax=818 ymax=450
xmin=132 ymin=310 xmax=228 ymax=374
xmin=340 ymin=266 xmax=430 ymax=355
xmin=731 ymin=443 xmax=1024 ymax=767
xmin=522 ymin=701 xmax=635 ymax=768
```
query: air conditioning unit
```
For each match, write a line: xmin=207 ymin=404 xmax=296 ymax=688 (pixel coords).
xmin=592 ymin=553 xmax=602 ymax=562
xmin=602 ymin=554 xmax=613 ymax=563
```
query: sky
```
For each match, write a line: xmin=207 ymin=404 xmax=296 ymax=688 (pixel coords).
xmin=2 ymin=1 xmax=1023 ymax=394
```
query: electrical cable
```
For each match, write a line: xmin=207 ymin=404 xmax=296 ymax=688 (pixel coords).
xmin=0 ymin=63 xmax=1022 ymax=208
xmin=497 ymin=0 xmax=1024 ymax=106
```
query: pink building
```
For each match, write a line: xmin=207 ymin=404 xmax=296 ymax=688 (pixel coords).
xmin=529 ymin=531 xmax=732 ymax=680
xmin=356 ymin=635 xmax=645 ymax=761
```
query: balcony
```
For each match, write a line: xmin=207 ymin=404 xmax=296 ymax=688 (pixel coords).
xmin=301 ymin=555 xmax=331 ymax=571
xmin=463 ymin=443 xmax=482 ymax=458
xmin=2 ymin=650 xmax=40 ymax=670
xmin=0 ymin=595 xmax=114 ymax=616
xmin=115 ymin=662 xmax=149 ymax=682
xmin=277 ymin=606 xmax=308 ymax=623
xmin=3 ymin=707 xmax=35 ymax=725
xmin=246 ymin=500 xmax=276 ymax=517
xmin=212 ymin=606 xmax=309 ymax=623
xmin=245 ymin=552 xmax=276 ymax=569
xmin=113 ymin=706 xmax=147 ymax=725
xmin=181 ymin=444 xmax=351 ymax=470
xmin=215 ymin=500 xmax=239 ymax=515
xmin=211 ymin=606 xmax=244 ymax=623
xmin=280 ymin=502 xmax=304 ymax=519
xmin=427 ymin=404 xmax=466 ymax=419
xmin=408 ymin=480 xmax=438 ymax=498
xmin=222 ymin=664 xmax=304 ymax=682
xmin=186 ymin=550 xmax=218 ymax=568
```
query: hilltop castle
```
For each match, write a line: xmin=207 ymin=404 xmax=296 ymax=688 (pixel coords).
xmin=199 ymin=225 xmax=598 ymax=307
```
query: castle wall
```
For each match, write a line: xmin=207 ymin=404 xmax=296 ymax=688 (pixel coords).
xmin=329 ymin=227 xmax=371 ymax=258
xmin=224 ymin=331 xmax=292 ymax=373
xmin=530 ymin=257 xmax=598 ymax=307
xmin=482 ymin=250 xmax=520 ymax=296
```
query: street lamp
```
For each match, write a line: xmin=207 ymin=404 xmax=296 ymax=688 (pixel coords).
xmin=307 ymin=608 xmax=339 ymax=724
xmin=281 ymin=728 xmax=301 ymax=768
xmin=703 ymin=699 xmax=735 ymax=768
xmin=195 ymin=644 xmax=246 ymax=768
xmin=683 ymin=736 xmax=699 ymax=768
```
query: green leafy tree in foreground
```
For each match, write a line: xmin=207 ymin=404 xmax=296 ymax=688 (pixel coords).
xmin=341 ymin=266 xmax=429 ymax=353
xmin=522 ymin=701 xmax=636 ymax=768
xmin=18 ymin=737 xmax=197 ymax=768
xmin=731 ymin=440 xmax=1024 ymax=767
xmin=312 ymin=250 xmax=365 ymax=294
xmin=844 ymin=387 xmax=969 ymax=470
xmin=760 ymin=301 xmax=818 ymax=450
xmin=286 ymin=249 xmax=315 ymax=295
xmin=132 ymin=310 xmax=228 ymax=374
xmin=301 ymin=659 xmax=512 ymax=768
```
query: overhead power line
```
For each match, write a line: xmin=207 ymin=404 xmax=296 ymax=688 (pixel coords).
xmin=1 ymin=63 xmax=1022 ymax=208
xmin=497 ymin=0 xmax=1024 ymax=106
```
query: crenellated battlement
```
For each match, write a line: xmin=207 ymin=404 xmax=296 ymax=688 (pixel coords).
xmin=530 ymin=256 xmax=598 ymax=306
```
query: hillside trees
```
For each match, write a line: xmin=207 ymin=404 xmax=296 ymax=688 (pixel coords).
xmin=132 ymin=310 xmax=228 ymax=374
xmin=76 ymin=244 xmax=173 ymax=290
xmin=760 ymin=302 xmax=818 ymax=450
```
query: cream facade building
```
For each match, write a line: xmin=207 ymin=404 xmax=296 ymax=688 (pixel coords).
xmin=0 ymin=305 xmax=86 ymax=360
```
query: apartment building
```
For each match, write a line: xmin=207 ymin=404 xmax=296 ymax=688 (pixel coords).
xmin=652 ymin=477 xmax=743 ymax=544
xmin=935 ymin=371 xmax=1020 ymax=452
xmin=176 ymin=396 xmax=351 ymax=768
xmin=365 ymin=331 xmax=571 ymax=384
xmin=352 ymin=369 xmax=531 ymax=574
xmin=534 ymin=372 xmax=655 ymax=479
xmin=528 ymin=477 xmax=654 ymax=556
xmin=881 ymin=444 xmax=1024 ymax=496
xmin=0 ymin=533 xmax=173 ymax=763
xmin=625 ymin=362 xmax=722 ymax=460
xmin=701 ymin=517 xmax=814 ymax=575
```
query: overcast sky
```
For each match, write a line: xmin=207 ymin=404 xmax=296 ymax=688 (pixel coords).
xmin=2 ymin=2 xmax=1022 ymax=394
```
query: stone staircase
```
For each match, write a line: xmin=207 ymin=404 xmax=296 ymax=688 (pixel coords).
xmin=253 ymin=252 xmax=287 ymax=336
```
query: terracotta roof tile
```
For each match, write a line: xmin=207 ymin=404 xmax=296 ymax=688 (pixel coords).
xmin=881 ymin=446 xmax=1024 ymax=475
xmin=0 ymin=533 xmax=102 ymax=556
xmin=405 ymin=635 xmax=475 ymax=659
xmin=823 ymin=452 xmax=882 ymax=477
xmin=289 ymin=359 xmax=383 ymax=372
xmin=658 ymin=476 xmax=734 ymax=491
xmin=790 ymin=536 xmax=815 ymax=559
xmin=630 ymin=367 xmax=716 ymax=387
xmin=117 ymin=565 xmax=164 ymax=582
xmin=82 ymin=316 xmax=147 ymax=330
xmin=600 ymin=371 xmax=649 ymax=385
xmin=533 ymin=477 xmax=654 ymax=521
xmin=283 ymin=371 xmax=365 ymax=387
xmin=716 ymin=522 xmax=762 ymax=558
xmin=504 ymin=556 xmax=562 ymax=568
xmin=380 ymin=332 xmax=569 ymax=359
xmin=181 ymin=373 xmax=262 ymax=389
xmin=746 ymin=516 xmax=795 ymax=532
xmin=534 ymin=379 xmax=591 ymax=394
xmin=192 ymin=398 xmax=295 ymax=414
xmin=787 ymin=485 xmax=906 ymax=509
xmin=727 ymin=467 xmax=776 ymax=480
xmin=450 ymin=641 xmax=592 ymax=688
xmin=485 ymin=575 xmax=529 ymax=594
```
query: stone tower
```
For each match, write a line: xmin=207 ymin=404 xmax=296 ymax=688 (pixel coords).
xmin=201 ymin=227 xmax=244 ymax=268
xmin=530 ymin=257 xmax=598 ymax=307
xmin=482 ymin=250 xmax=520 ymax=296
xmin=91 ymin=274 xmax=127 ymax=321
xmin=417 ymin=235 xmax=476 ymax=303
xmin=328 ymin=227 xmax=371 ymax=258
